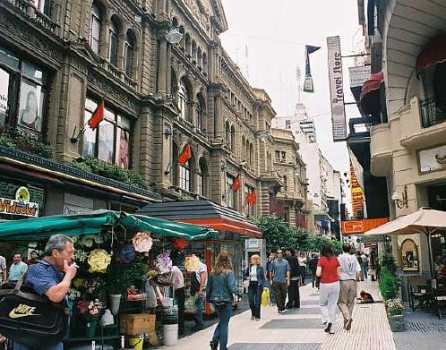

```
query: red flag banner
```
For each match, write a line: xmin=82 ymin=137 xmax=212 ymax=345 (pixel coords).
xmin=231 ymin=176 xmax=241 ymax=192
xmin=178 ymin=144 xmax=192 ymax=165
xmin=247 ymin=190 xmax=256 ymax=205
xmin=87 ymin=98 xmax=105 ymax=130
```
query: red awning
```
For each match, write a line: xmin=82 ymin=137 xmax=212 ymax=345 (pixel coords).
xmin=360 ymin=71 xmax=384 ymax=115
xmin=416 ymin=36 xmax=446 ymax=75
xmin=175 ymin=218 xmax=262 ymax=238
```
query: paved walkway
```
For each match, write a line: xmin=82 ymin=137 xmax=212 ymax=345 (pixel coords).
xmin=158 ymin=280 xmax=396 ymax=350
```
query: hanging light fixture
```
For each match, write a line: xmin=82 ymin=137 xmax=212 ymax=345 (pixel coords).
xmin=165 ymin=26 xmax=183 ymax=44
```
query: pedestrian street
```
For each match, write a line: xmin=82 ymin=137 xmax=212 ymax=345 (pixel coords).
xmin=159 ymin=280 xmax=395 ymax=350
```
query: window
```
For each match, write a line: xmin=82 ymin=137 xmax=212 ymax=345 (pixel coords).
xmin=0 ymin=47 xmax=47 ymax=134
xmin=109 ymin=19 xmax=119 ymax=66
xmin=179 ymin=161 xmax=191 ymax=191
xmin=124 ymin=31 xmax=136 ymax=77
xmin=196 ymin=94 xmax=206 ymax=130
xmin=275 ymin=151 xmax=281 ymax=162
xmin=82 ymin=98 xmax=131 ymax=168
xmin=283 ymin=176 xmax=288 ymax=192
xmin=34 ymin=0 xmax=51 ymax=15
xmin=89 ymin=3 xmax=102 ymax=54
xmin=225 ymin=121 xmax=230 ymax=145
xmin=285 ymin=120 xmax=291 ymax=129
xmin=281 ymin=151 xmax=286 ymax=162
xmin=197 ymin=157 xmax=208 ymax=197
xmin=178 ymin=79 xmax=189 ymax=120
xmin=244 ymin=185 xmax=255 ymax=217
xmin=231 ymin=125 xmax=236 ymax=151
xmin=226 ymin=175 xmax=235 ymax=208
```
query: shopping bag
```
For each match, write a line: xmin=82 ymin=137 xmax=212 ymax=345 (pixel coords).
xmin=261 ymin=288 xmax=270 ymax=307
xmin=184 ymin=295 xmax=198 ymax=313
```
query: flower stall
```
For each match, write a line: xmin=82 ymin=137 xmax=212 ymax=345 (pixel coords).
xmin=0 ymin=210 xmax=216 ymax=349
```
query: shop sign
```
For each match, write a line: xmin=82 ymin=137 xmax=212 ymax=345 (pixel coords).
xmin=0 ymin=187 xmax=39 ymax=217
xmin=342 ymin=217 xmax=389 ymax=235
xmin=418 ymin=144 xmax=446 ymax=173
xmin=247 ymin=239 xmax=260 ymax=248
xmin=327 ymin=36 xmax=347 ymax=141
xmin=349 ymin=65 xmax=371 ymax=88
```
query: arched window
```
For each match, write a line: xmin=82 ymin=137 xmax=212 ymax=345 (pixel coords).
xmin=197 ymin=157 xmax=208 ymax=197
xmin=89 ymin=2 xmax=102 ymax=54
xmin=241 ymin=136 xmax=246 ymax=160
xmin=124 ymin=30 xmax=136 ymax=77
xmin=197 ymin=47 xmax=202 ymax=68
xmin=185 ymin=34 xmax=191 ymax=57
xmin=178 ymin=79 xmax=189 ymax=120
xmin=202 ymin=52 xmax=208 ymax=75
xmin=283 ymin=176 xmax=288 ymax=192
xmin=109 ymin=17 xmax=119 ymax=66
xmin=401 ymin=238 xmax=419 ymax=272
xmin=225 ymin=121 xmax=230 ymax=145
xmin=171 ymin=68 xmax=178 ymax=99
xmin=250 ymin=143 xmax=254 ymax=166
xmin=196 ymin=94 xmax=206 ymax=130
xmin=192 ymin=41 xmax=197 ymax=63
xmin=172 ymin=142 xmax=179 ymax=185
xmin=230 ymin=125 xmax=236 ymax=151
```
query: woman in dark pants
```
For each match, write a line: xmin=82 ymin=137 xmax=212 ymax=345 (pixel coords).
xmin=206 ymin=251 xmax=241 ymax=350
xmin=244 ymin=254 xmax=268 ymax=320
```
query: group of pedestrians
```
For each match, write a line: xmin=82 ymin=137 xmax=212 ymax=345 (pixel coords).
xmin=317 ymin=243 xmax=365 ymax=335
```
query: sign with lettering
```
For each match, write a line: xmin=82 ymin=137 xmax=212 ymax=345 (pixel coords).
xmin=349 ymin=65 xmax=371 ymax=88
xmin=0 ymin=186 xmax=39 ymax=217
xmin=327 ymin=36 xmax=347 ymax=141
xmin=342 ymin=218 xmax=389 ymax=235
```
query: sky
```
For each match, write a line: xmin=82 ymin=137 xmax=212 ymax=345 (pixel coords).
xmin=219 ymin=0 xmax=363 ymax=175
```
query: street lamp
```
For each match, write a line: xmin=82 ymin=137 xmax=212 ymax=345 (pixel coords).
xmin=165 ymin=26 xmax=183 ymax=44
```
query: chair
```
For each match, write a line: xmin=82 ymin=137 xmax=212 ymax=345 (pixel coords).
xmin=407 ymin=276 xmax=429 ymax=311
xmin=431 ymin=279 xmax=446 ymax=319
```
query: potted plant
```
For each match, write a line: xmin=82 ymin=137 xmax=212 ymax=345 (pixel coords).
xmin=385 ymin=298 xmax=405 ymax=332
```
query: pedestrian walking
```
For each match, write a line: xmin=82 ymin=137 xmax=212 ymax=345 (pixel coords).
xmin=8 ymin=253 xmax=27 ymax=284
xmin=266 ymin=253 xmax=276 ymax=305
xmin=308 ymin=254 xmax=319 ymax=288
xmin=360 ymin=252 xmax=369 ymax=280
xmin=13 ymin=234 xmax=77 ymax=350
xmin=170 ymin=265 xmax=185 ymax=335
xmin=207 ymin=251 xmax=241 ymax=350
xmin=284 ymin=248 xmax=300 ymax=309
xmin=271 ymin=249 xmax=290 ymax=313
xmin=189 ymin=253 xmax=208 ymax=332
xmin=337 ymin=243 xmax=361 ymax=331
xmin=244 ymin=254 xmax=267 ymax=320
xmin=316 ymin=245 xmax=340 ymax=335
xmin=298 ymin=252 xmax=307 ymax=285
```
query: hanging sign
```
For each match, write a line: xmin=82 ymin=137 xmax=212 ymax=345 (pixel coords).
xmin=0 ymin=187 xmax=39 ymax=217
xmin=327 ymin=36 xmax=347 ymax=141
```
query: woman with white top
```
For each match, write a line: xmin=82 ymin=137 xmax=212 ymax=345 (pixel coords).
xmin=243 ymin=254 xmax=267 ymax=320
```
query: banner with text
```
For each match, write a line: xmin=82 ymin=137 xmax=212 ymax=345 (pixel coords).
xmin=327 ymin=36 xmax=347 ymax=141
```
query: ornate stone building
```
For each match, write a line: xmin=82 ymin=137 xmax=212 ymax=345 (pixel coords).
xmin=0 ymin=0 xmax=307 ymax=225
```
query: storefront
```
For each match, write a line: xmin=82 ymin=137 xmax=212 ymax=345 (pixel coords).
xmin=137 ymin=200 xmax=262 ymax=315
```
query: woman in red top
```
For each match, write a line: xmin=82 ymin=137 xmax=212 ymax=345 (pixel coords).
xmin=316 ymin=245 xmax=340 ymax=334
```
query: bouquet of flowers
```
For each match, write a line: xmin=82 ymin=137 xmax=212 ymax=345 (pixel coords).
xmin=77 ymin=299 xmax=105 ymax=320
xmin=385 ymin=298 xmax=404 ymax=316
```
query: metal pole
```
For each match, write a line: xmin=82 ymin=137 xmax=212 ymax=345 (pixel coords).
xmin=426 ymin=228 xmax=434 ymax=279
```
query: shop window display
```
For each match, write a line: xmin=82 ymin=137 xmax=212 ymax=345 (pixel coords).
xmin=401 ymin=238 xmax=419 ymax=272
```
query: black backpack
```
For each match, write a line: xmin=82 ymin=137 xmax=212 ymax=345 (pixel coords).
xmin=0 ymin=274 xmax=69 ymax=347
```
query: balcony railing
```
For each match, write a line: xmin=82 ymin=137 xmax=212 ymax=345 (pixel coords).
xmin=6 ymin=0 xmax=58 ymax=34
xmin=420 ymin=97 xmax=446 ymax=128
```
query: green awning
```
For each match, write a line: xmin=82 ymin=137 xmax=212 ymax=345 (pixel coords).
xmin=0 ymin=210 xmax=216 ymax=242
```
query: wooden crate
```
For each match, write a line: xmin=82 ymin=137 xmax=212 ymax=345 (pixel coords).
xmin=120 ymin=313 xmax=156 ymax=335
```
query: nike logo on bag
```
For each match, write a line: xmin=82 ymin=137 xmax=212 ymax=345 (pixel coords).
xmin=8 ymin=304 xmax=40 ymax=319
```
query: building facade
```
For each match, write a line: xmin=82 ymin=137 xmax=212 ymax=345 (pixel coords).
xmin=0 ymin=0 xmax=305 ymax=223
xmin=357 ymin=0 xmax=446 ymax=276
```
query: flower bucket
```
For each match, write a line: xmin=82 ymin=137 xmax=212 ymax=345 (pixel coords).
xmin=86 ymin=319 xmax=98 ymax=338
xmin=388 ymin=314 xmax=405 ymax=332
xmin=109 ymin=294 xmax=121 ymax=315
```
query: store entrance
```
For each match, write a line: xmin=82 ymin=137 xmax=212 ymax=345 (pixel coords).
xmin=428 ymin=184 xmax=446 ymax=211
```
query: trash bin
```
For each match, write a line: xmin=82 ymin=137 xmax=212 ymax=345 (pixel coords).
xmin=163 ymin=324 xmax=178 ymax=346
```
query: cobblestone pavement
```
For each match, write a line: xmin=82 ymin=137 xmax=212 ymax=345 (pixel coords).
xmin=394 ymin=307 xmax=446 ymax=350
xmin=158 ymin=279 xmax=396 ymax=350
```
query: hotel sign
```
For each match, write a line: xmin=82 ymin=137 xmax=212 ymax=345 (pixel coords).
xmin=0 ymin=187 xmax=39 ymax=217
xmin=327 ymin=36 xmax=347 ymax=141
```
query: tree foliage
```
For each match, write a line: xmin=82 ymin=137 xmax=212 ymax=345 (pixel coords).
xmin=256 ymin=215 xmax=341 ymax=255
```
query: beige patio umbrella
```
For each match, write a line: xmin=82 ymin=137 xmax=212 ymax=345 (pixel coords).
xmin=365 ymin=207 xmax=446 ymax=277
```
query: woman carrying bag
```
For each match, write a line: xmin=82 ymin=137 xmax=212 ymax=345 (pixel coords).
xmin=206 ymin=251 xmax=241 ymax=350
xmin=243 ymin=254 xmax=267 ymax=320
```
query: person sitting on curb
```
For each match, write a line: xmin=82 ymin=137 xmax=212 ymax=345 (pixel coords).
xmin=358 ymin=290 xmax=374 ymax=303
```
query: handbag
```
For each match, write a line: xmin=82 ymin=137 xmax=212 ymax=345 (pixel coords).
xmin=184 ymin=294 xmax=198 ymax=313
xmin=0 ymin=277 xmax=69 ymax=347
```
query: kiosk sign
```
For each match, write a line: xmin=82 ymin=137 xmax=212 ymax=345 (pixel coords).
xmin=0 ymin=187 xmax=39 ymax=217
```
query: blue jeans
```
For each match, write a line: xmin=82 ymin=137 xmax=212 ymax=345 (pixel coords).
xmin=193 ymin=295 xmax=204 ymax=327
xmin=211 ymin=302 xmax=232 ymax=350
xmin=14 ymin=342 xmax=63 ymax=350
xmin=248 ymin=282 xmax=261 ymax=318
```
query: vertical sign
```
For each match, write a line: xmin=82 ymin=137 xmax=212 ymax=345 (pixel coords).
xmin=327 ymin=36 xmax=347 ymax=141
xmin=350 ymin=160 xmax=364 ymax=218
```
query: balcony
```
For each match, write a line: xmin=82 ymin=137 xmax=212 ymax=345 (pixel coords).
xmin=5 ymin=0 xmax=58 ymax=34
xmin=399 ymin=97 xmax=446 ymax=150
xmin=370 ymin=123 xmax=392 ymax=176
